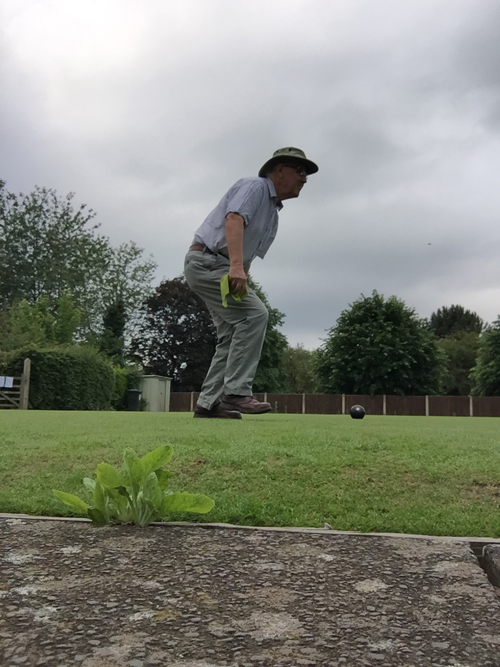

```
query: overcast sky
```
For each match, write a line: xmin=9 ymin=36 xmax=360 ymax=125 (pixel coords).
xmin=1 ymin=0 xmax=500 ymax=349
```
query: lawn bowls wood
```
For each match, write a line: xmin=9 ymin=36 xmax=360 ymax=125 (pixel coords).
xmin=349 ymin=405 xmax=366 ymax=419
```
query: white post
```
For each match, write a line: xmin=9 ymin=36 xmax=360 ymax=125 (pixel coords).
xmin=425 ymin=395 xmax=429 ymax=417
xmin=190 ymin=392 xmax=194 ymax=412
xmin=264 ymin=392 xmax=267 ymax=403
xmin=342 ymin=394 xmax=346 ymax=415
xmin=469 ymin=395 xmax=474 ymax=418
xmin=383 ymin=394 xmax=386 ymax=416
xmin=302 ymin=393 xmax=306 ymax=415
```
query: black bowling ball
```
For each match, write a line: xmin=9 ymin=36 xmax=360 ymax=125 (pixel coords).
xmin=349 ymin=404 xmax=366 ymax=419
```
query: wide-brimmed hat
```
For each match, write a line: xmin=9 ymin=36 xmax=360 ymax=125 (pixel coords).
xmin=258 ymin=147 xmax=319 ymax=178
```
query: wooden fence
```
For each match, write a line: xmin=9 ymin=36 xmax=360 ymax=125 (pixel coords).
xmin=0 ymin=359 xmax=31 ymax=410
xmin=170 ymin=391 xmax=500 ymax=417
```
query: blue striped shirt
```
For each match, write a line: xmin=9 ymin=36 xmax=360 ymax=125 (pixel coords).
xmin=192 ymin=177 xmax=283 ymax=264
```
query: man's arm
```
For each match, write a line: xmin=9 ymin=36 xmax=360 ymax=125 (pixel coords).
xmin=225 ymin=212 xmax=247 ymax=297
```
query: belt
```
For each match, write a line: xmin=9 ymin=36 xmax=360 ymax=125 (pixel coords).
xmin=189 ymin=243 xmax=229 ymax=258
xmin=189 ymin=243 xmax=212 ymax=252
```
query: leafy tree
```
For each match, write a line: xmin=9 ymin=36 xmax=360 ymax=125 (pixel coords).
xmin=0 ymin=181 xmax=156 ymax=338
xmin=282 ymin=344 xmax=319 ymax=393
xmin=131 ymin=276 xmax=288 ymax=393
xmin=429 ymin=305 xmax=484 ymax=338
xmin=249 ymin=278 xmax=288 ymax=393
xmin=0 ymin=293 xmax=81 ymax=351
xmin=131 ymin=277 xmax=217 ymax=391
xmin=98 ymin=299 xmax=127 ymax=365
xmin=437 ymin=332 xmax=480 ymax=395
xmin=316 ymin=291 xmax=443 ymax=395
xmin=471 ymin=318 xmax=500 ymax=396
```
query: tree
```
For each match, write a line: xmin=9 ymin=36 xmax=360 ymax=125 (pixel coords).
xmin=316 ymin=291 xmax=443 ymax=395
xmin=437 ymin=332 xmax=480 ymax=395
xmin=98 ymin=299 xmax=127 ymax=365
xmin=282 ymin=345 xmax=319 ymax=394
xmin=471 ymin=318 xmax=500 ymax=396
xmin=428 ymin=305 xmax=484 ymax=338
xmin=0 ymin=181 xmax=156 ymax=339
xmin=0 ymin=293 xmax=81 ymax=351
xmin=131 ymin=276 xmax=289 ymax=393
xmin=131 ymin=277 xmax=217 ymax=391
xmin=248 ymin=278 xmax=288 ymax=393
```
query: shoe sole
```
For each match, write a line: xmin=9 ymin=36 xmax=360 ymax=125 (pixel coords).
xmin=221 ymin=403 xmax=273 ymax=415
xmin=193 ymin=412 xmax=242 ymax=419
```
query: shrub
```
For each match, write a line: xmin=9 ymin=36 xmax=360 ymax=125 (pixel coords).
xmin=1 ymin=346 xmax=114 ymax=410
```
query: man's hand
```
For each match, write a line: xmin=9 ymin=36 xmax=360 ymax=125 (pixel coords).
xmin=225 ymin=212 xmax=247 ymax=297
xmin=228 ymin=265 xmax=247 ymax=297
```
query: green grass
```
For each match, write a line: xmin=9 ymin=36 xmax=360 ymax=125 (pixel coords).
xmin=1 ymin=411 xmax=500 ymax=537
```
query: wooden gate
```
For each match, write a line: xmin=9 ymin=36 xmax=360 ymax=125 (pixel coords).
xmin=0 ymin=358 xmax=31 ymax=410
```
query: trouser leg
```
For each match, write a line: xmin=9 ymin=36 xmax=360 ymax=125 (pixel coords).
xmin=184 ymin=251 xmax=268 ymax=410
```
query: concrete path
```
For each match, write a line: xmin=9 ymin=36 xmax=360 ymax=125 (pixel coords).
xmin=2 ymin=517 xmax=500 ymax=666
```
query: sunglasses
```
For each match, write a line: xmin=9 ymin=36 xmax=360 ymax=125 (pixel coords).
xmin=282 ymin=163 xmax=308 ymax=179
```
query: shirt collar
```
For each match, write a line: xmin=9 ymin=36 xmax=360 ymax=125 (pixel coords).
xmin=265 ymin=178 xmax=283 ymax=210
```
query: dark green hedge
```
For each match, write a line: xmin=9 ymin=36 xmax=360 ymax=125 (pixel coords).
xmin=1 ymin=347 xmax=116 ymax=410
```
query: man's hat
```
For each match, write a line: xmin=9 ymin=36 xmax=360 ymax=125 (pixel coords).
xmin=258 ymin=147 xmax=319 ymax=178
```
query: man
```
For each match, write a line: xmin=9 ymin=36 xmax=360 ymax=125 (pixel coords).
xmin=184 ymin=147 xmax=318 ymax=418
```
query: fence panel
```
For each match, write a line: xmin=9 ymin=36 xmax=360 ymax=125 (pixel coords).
xmin=345 ymin=394 xmax=384 ymax=415
xmin=306 ymin=394 xmax=343 ymax=414
xmin=266 ymin=394 xmax=303 ymax=414
xmin=429 ymin=396 xmax=470 ymax=417
xmin=0 ymin=376 xmax=22 ymax=409
xmin=168 ymin=392 xmax=500 ymax=417
xmin=472 ymin=397 xmax=500 ymax=418
xmin=385 ymin=395 xmax=426 ymax=416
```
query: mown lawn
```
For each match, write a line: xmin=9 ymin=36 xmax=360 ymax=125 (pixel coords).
xmin=1 ymin=410 xmax=500 ymax=537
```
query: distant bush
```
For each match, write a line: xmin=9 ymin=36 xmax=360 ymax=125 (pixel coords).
xmin=1 ymin=347 xmax=115 ymax=410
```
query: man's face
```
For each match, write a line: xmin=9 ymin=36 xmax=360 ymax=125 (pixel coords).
xmin=273 ymin=163 xmax=308 ymax=200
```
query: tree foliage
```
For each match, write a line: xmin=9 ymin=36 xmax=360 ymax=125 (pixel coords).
xmin=248 ymin=278 xmax=288 ymax=393
xmin=131 ymin=277 xmax=217 ymax=391
xmin=471 ymin=318 xmax=500 ymax=396
xmin=429 ymin=305 xmax=484 ymax=338
xmin=316 ymin=291 xmax=443 ymax=395
xmin=0 ymin=181 xmax=156 ymax=340
xmin=0 ymin=294 xmax=81 ymax=351
xmin=437 ymin=332 xmax=480 ymax=396
xmin=131 ymin=276 xmax=288 ymax=393
xmin=98 ymin=299 xmax=127 ymax=365
xmin=282 ymin=345 xmax=319 ymax=394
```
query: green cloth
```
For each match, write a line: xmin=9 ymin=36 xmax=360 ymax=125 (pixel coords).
xmin=220 ymin=273 xmax=248 ymax=308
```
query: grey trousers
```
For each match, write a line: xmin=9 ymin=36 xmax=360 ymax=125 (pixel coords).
xmin=184 ymin=250 xmax=268 ymax=410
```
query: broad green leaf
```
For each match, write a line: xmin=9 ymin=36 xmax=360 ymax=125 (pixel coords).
xmin=142 ymin=472 xmax=163 ymax=509
xmin=161 ymin=492 xmax=215 ymax=515
xmin=123 ymin=449 xmax=145 ymax=490
xmin=155 ymin=469 xmax=174 ymax=490
xmin=92 ymin=481 xmax=109 ymax=519
xmin=87 ymin=507 xmax=108 ymax=525
xmin=141 ymin=445 xmax=173 ymax=474
xmin=83 ymin=477 xmax=96 ymax=491
xmin=96 ymin=462 xmax=127 ymax=489
xmin=53 ymin=490 xmax=88 ymax=514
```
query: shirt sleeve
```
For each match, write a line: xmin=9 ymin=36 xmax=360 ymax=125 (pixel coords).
xmin=224 ymin=179 xmax=266 ymax=227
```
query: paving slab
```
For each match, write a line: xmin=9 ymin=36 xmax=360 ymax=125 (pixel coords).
xmin=1 ymin=517 xmax=500 ymax=667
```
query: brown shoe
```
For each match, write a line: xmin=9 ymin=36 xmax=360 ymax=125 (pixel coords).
xmin=193 ymin=403 xmax=242 ymax=419
xmin=221 ymin=394 xmax=272 ymax=414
